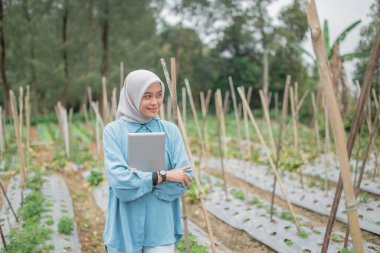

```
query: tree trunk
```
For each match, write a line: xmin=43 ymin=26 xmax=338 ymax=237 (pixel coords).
xmin=0 ymin=0 xmax=10 ymax=115
xmin=61 ymin=0 xmax=69 ymax=105
xmin=101 ymin=0 xmax=109 ymax=78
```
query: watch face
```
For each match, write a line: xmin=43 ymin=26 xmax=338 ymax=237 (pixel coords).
xmin=160 ymin=170 xmax=167 ymax=176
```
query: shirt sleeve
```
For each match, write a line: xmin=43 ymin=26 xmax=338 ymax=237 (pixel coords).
xmin=103 ymin=125 xmax=153 ymax=202
xmin=153 ymin=124 xmax=193 ymax=202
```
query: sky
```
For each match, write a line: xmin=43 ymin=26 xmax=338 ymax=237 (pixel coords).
xmin=268 ymin=0 xmax=373 ymax=86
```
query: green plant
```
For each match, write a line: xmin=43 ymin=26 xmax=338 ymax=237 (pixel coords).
xmin=232 ymin=190 xmax=245 ymax=200
xmin=186 ymin=181 xmax=199 ymax=204
xmin=298 ymin=230 xmax=309 ymax=239
xmin=280 ymin=210 xmax=292 ymax=221
xmin=284 ymin=238 xmax=293 ymax=247
xmin=52 ymin=150 xmax=68 ymax=169
xmin=331 ymin=232 xmax=342 ymax=242
xmin=176 ymin=234 xmax=208 ymax=253
xmin=58 ymin=216 xmax=74 ymax=235
xmin=339 ymin=247 xmax=354 ymax=253
xmin=87 ymin=171 xmax=104 ymax=186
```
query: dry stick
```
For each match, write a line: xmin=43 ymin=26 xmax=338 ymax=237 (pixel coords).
xmin=323 ymin=93 xmax=330 ymax=194
xmin=223 ymin=91 xmax=230 ymax=115
xmin=83 ymin=103 xmax=89 ymax=127
xmin=159 ymin=102 xmax=165 ymax=120
xmin=111 ymin=88 xmax=117 ymax=121
xmin=0 ymin=106 xmax=4 ymax=159
xmin=247 ymin=87 xmax=253 ymax=106
xmin=0 ymin=180 xmax=18 ymax=222
xmin=69 ymin=108 xmax=73 ymax=127
xmin=343 ymin=102 xmax=380 ymax=248
xmin=371 ymin=90 xmax=379 ymax=179
xmin=270 ymin=76 xmax=290 ymax=221
xmin=25 ymin=86 xmax=31 ymax=171
xmin=200 ymin=92 xmax=209 ymax=155
xmin=229 ymin=77 xmax=242 ymax=146
xmin=120 ymin=61 xmax=124 ymax=91
xmin=311 ymin=92 xmax=321 ymax=153
xmin=290 ymin=87 xmax=304 ymax=188
xmin=9 ymin=90 xmax=25 ymax=202
xmin=283 ymin=91 xmax=309 ymax=137
xmin=182 ymin=87 xmax=187 ymax=127
xmin=259 ymin=89 xmax=276 ymax=154
xmin=242 ymin=87 xmax=251 ymax=159
xmin=308 ymin=2 xmax=367 ymax=252
xmin=215 ymin=89 xmax=229 ymax=199
xmin=91 ymin=101 xmax=104 ymax=156
xmin=204 ymin=89 xmax=212 ymax=154
xmin=102 ymin=76 xmax=109 ymax=123
xmin=237 ymin=87 xmax=301 ymax=233
xmin=0 ymin=223 xmax=6 ymax=250
xmin=170 ymin=58 xmax=190 ymax=253
xmin=166 ymin=96 xmax=172 ymax=121
xmin=160 ymin=58 xmax=217 ymax=253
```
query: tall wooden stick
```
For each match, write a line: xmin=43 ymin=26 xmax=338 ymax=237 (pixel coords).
xmin=0 ymin=180 xmax=18 ymax=223
xmin=0 ymin=224 xmax=6 ymax=250
xmin=182 ymin=87 xmax=187 ymax=127
xmin=229 ymin=77 xmax=242 ymax=145
xmin=120 ymin=62 xmax=124 ymax=91
xmin=0 ymin=106 xmax=4 ymax=159
xmin=270 ymin=76 xmax=290 ymax=221
xmin=185 ymin=79 xmax=202 ymax=141
xmin=311 ymin=92 xmax=321 ymax=152
xmin=223 ymin=91 xmax=230 ymax=115
xmin=9 ymin=90 xmax=25 ymax=201
xmin=259 ymin=89 xmax=276 ymax=154
xmin=25 ymin=86 xmax=31 ymax=171
xmin=215 ymin=89 xmax=229 ymax=199
xmin=102 ymin=76 xmax=109 ymax=123
xmin=307 ymin=2 xmax=365 ymax=251
xmin=111 ymin=88 xmax=117 ymax=121
xmin=160 ymin=58 xmax=217 ymax=253
xmin=170 ymin=58 xmax=190 ymax=253
xmin=323 ymin=93 xmax=331 ymax=194
xmin=237 ymin=87 xmax=300 ymax=233
xmin=242 ymin=88 xmax=251 ymax=158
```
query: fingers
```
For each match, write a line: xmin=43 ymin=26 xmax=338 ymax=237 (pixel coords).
xmin=183 ymin=176 xmax=191 ymax=187
xmin=130 ymin=167 xmax=137 ymax=172
xmin=181 ymin=165 xmax=191 ymax=171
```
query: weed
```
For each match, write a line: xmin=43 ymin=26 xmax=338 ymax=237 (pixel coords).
xmin=176 ymin=234 xmax=208 ymax=253
xmin=87 ymin=171 xmax=103 ymax=186
xmin=58 ymin=216 xmax=74 ymax=235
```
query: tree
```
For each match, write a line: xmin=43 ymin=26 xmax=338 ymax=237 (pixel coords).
xmin=0 ymin=0 xmax=10 ymax=114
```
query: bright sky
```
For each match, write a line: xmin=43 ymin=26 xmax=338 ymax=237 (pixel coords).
xmin=269 ymin=0 xmax=373 ymax=84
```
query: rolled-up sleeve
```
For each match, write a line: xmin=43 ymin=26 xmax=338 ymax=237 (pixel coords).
xmin=103 ymin=125 xmax=152 ymax=202
xmin=154 ymin=125 xmax=193 ymax=202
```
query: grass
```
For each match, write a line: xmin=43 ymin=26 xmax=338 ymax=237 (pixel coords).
xmin=176 ymin=233 xmax=208 ymax=253
xmin=87 ymin=171 xmax=104 ymax=186
xmin=232 ymin=190 xmax=245 ymax=200
xmin=58 ymin=216 xmax=74 ymax=235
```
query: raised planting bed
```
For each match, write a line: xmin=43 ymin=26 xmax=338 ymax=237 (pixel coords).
xmin=202 ymin=157 xmax=380 ymax=235
xmin=204 ymin=174 xmax=380 ymax=253
xmin=0 ymin=172 xmax=81 ymax=252
xmin=303 ymin=153 xmax=380 ymax=196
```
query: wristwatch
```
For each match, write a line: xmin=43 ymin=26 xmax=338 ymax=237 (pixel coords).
xmin=159 ymin=170 xmax=167 ymax=182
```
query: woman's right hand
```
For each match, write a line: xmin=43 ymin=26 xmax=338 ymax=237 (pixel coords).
xmin=166 ymin=165 xmax=192 ymax=187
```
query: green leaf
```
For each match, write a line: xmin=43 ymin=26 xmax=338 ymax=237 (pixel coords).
xmin=329 ymin=19 xmax=362 ymax=58
xmin=290 ymin=43 xmax=315 ymax=61
xmin=341 ymin=50 xmax=370 ymax=61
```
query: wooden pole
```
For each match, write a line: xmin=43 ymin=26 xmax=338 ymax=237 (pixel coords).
xmin=170 ymin=58 xmax=190 ymax=253
xmin=111 ymin=88 xmax=117 ymax=121
xmin=307 ymin=2 xmax=365 ymax=251
xmin=9 ymin=90 xmax=25 ymax=201
xmin=120 ymin=61 xmax=124 ymax=91
xmin=323 ymin=93 xmax=330 ymax=194
xmin=223 ymin=90 xmax=230 ymax=115
xmin=182 ymin=87 xmax=187 ymax=127
xmin=311 ymin=92 xmax=321 ymax=153
xmin=0 ymin=179 xmax=18 ymax=223
xmin=160 ymin=58 xmax=217 ymax=253
xmin=0 ymin=106 xmax=4 ymax=159
xmin=259 ymin=89 xmax=276 ymax=154
xmin=242 ymin=87 xmax=251 ymax=159
xmin=184 ymin=79 xmax=202 ymax=141
xmin=237 ymin=87 xmax=301 ymax=233
xmin=270 ymin=75 xmax=290 ymax=221
xmin=215 ymin=89 xmax=229 ymax=199
xmin=0 ymin=224 xmax=6 ymax=250
xmin=229 ymin=77 xmax=242 ymax=145
xmin=102 ymin=76 xmax=109 ymax=123
xmin=25 ymin=86 xmax=30 ymax=171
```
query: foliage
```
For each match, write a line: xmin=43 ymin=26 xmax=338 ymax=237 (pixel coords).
xmin=339 ymin=248 xmax=354 ymax=253
xmin=58 ymin=216 xmax=74 ymax=235
xmin=186 ymin=180 xmax=199 ymax=204
xmin=52 ymin=150 xmax=68 ymax=169
xmin=232 ymin=190 xmax=245 ymax=200
xmin=176 ymin=233 xmax=208 ymax=253
xmin=87 ymin=171 xmax=104 ymax=186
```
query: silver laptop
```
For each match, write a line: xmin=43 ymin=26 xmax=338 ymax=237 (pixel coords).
xmin=127 ymin=132 xmax=165 ymax=172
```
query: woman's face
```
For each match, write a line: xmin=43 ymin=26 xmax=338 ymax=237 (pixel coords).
xmin=139 ymin=82 xmax=163 ymax=118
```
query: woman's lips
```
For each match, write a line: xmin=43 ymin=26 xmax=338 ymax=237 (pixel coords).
xmin=148 ymin=108 xmax=158 ymax=112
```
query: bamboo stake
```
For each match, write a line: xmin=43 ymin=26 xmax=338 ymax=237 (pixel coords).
xmin=182 ymin=87 xmax=187 ymax=127
xmin=25 ymin=86 xmax=31 ymax=171
xmin=0 ymin=106 xmax=4 ymax=159
xmin=270 ymin=75 xmax=290 ymax=221
xmin=120 ymin=62 xmax=124 ymax=91
xmin=223 ymin=91 xmax=230 ymax=115
xmin=237 ymin=87 xmax=300 ymax=233
xmin=0 ymin=224 xmax=6 ymax=250
xmin=159 ymin=102 xmax=165 ymax=120
xmin=215 ymin=89 xmax=229 ymax=199
xmin=259 ymin=89 xmax=276 ymax=154
xmin=83 ymin=103 xmax=89 ymax=127
xmin=200 ymin=92 xmax=209 ymax=154
xmin=0 ymin=180 xmax=18 ymax=223
xmin=204 ymin=89 xmax=212 ymax=154
xmin=10 ymin=90 xmax=25 ymax=201
xmin=311 ymin=92 xmax=321 ymax=153
xmin=283 ymin=91 xmax=309 ymax=137
xmin=102 ymin=76 xmax=109 ymax=123
xmin=69 ymin=108 xmax=73 ymax=127
xmin=242 ymin=87 xmax=251 ymax=159
xmin=160 ymin=58 xmax=217 ymax=253
xmin=343 ymin=102 xmax=380 ymax=247
xmin=229 ymin=77 xmax=242 ymax=145
xmin=185 ymin=79 xmax=202 ymax=140
xmin=323 ymin=93 xmax=330 ymax=194
xmin=274 ymin=92 xmax=279 ymax=122
xmin=111 ymin=88 xmax=117 ymax=121
xmin=290 ymin=86 xmax=304 ymax=188
xmin=307 ymin=2 xmax=364 ymax=251
xmin=247 ymin=87 xmax=253 ymax=106
xmin=170 ymin=58 xmax=190 ymax=253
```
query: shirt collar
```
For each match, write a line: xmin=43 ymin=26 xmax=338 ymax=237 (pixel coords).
xmin=122 ymin=118 xmax=159 ymax=133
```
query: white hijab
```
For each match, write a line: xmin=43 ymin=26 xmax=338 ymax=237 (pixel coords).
xmin=117 ymin=69 xmax=165 ymax=124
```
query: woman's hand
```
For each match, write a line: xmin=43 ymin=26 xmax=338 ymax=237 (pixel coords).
xmin=166 ymin=165 xmax=192 ymax=187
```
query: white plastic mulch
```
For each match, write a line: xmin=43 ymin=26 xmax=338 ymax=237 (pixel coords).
xmin=204 ymin=174 xmax=380 ymax=253
xmin=0 ymin=173 xmax=81 ymax=252
xmin=202 ymin=157 xmax=380 ymax=236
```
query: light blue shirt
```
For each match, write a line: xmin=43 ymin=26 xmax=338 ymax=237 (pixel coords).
xmin=103 ymin=118 xmax=192 ymax=253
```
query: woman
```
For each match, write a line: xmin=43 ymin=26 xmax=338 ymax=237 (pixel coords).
xmin=103 ymin=69 xmax=192 ymax=253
